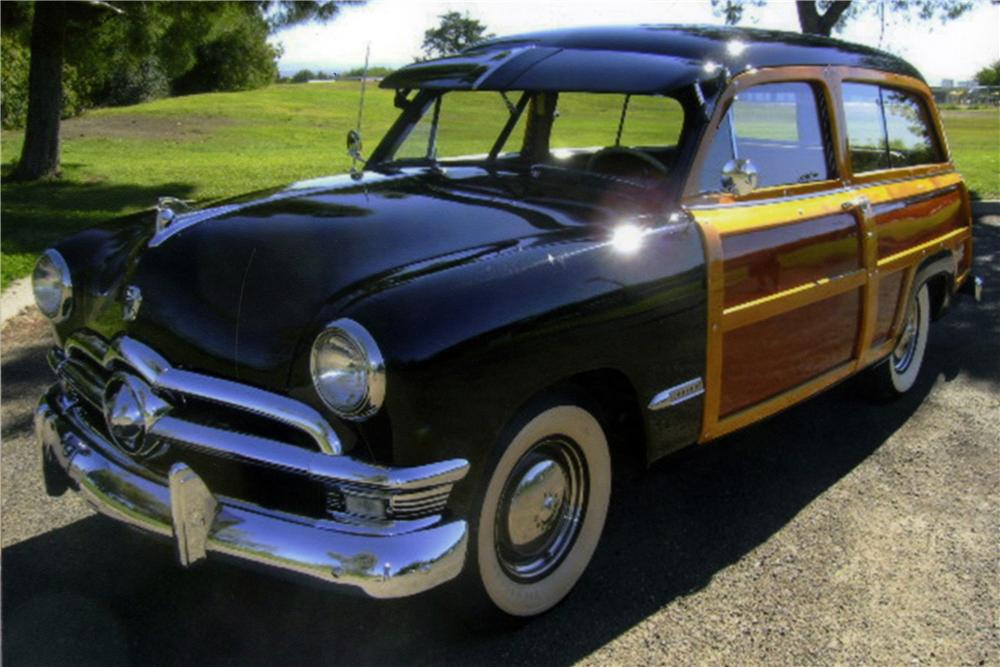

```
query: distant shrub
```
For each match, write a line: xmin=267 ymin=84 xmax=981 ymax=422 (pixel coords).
xmin=1 ymin=36 xmax=29 ymax=128
xmin=100 ymin=57 xmax=170 ymax=106
xmin=291 ymin=69 xmax=315 ymax=83
xmin=172 ymin=15 xmax=279 ymax=95
xmin=1 ymin=35 xmax=89 ymax=128
xmin=339 ymin=65 xmax=395 ymax=78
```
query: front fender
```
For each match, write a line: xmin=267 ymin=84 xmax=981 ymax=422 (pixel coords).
xmin=294 ymin=220 xmax=707 ymax=486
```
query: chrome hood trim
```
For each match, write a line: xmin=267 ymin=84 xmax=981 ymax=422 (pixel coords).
xmin=149 ymin=172 xmax=399 ymax=248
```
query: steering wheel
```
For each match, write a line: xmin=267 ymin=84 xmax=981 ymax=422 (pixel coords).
xmin=586 ymin=147 xmax=669 ymax=180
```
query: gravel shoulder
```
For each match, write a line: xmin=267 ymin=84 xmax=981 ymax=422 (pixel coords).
xmin=2 ymin=221 xmax=998 ymax=667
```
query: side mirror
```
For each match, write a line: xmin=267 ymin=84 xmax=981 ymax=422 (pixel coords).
xmin=346 ymin=129 xmax=364 ymax=161
xmin=721 ymin=158 xmax=759 ymax=196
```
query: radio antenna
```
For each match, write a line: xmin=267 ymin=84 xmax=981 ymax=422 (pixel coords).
xmin=349 ymin=42 xmax=371 ymax=176
xmin=356 ymin=44 xmax=370 ymax=133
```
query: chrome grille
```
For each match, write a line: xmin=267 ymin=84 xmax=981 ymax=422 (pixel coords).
xmin=53 ymin=331 xmax=341 ymax=454
xmin=48 ymin=332 xmax=468 ymax=523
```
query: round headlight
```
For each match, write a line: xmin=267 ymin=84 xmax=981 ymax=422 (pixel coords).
xmin=32 ymin=249 xmax=73 ymax=321
xmin=310 ymin=319 xmax=385 ymax=420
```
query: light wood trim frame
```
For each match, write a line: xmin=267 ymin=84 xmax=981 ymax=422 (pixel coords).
xmin=722 ymin=270 xmax=866 ymax=332
xmin=711 ymin=361 xmax=857 ymax=438
xmin=688 ymin=65 xmax=966 ymax=443
xmin=877 ymin=226 xmax=971 ymax=273
xmin=694 ymin=218 xmax=726 ymax=437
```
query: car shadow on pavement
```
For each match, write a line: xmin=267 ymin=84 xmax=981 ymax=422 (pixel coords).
xmin=3 ymin=224 xmax=997 ymax=667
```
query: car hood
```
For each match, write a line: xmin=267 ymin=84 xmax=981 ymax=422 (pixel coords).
xmin=110 ymin=166 xmax=662 ymax=387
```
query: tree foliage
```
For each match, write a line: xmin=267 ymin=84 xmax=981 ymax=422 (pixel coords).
xmin=7 ymin=1 xmax=358 ymax=180
xmin=711 ymin=0 xmax=977 ymax=37
xmin=421 ymin=11 xmax=493 ymax=59
xmin=975 ymin=60 xmax=1000 ymax=86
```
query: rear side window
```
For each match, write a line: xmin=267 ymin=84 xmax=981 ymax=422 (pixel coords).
xmin=697 ymin=81 xmax=831 ymax=193
xmin=842 ymin=82 xmax=942 ymax=173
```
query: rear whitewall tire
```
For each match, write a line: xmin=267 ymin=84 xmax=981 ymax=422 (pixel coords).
xmin=864 ymin=283 xmax=931 ymax=400
xmin=476 ymin=404 xmax=611 ymax=617
xmin=889 ymin=284 xmax=930 ymax=394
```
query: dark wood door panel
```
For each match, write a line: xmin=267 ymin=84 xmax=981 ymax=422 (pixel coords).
xmin=874 ymin=187 xmax=962 ymax=259
xmin=721 ymin=212 xmax=861 ymax=308
xmin=720 ymin=288 xmax=861 ymax=416
xmin=871 ymin=270 xmax=904 ymax=347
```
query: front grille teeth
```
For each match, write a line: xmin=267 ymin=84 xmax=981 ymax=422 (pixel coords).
xmin=324 ymin=485 xmax=452 ymax=521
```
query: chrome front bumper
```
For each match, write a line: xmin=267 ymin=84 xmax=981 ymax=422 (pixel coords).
xmin=35 ymin=387 xmax=469 ymax=599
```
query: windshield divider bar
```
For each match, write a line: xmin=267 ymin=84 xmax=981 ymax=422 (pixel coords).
xmin=427 ymin=97 xmax=442 ymax=160
xmin=489 ymin=91 xmax=531 ymax=163
xmin=615 ymin=94 xmax=631 ymax=147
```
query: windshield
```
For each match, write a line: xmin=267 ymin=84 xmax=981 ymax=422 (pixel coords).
xmin=383 ymin=90 xmax=687 ymax=182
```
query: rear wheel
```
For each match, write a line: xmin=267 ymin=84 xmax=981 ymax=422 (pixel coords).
xmin=866 ymin=283 xmax=930 ymax=398
xmin=462 ymin=400 xmax=611 ymax=620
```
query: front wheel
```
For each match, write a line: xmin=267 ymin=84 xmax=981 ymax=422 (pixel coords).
xmin=464 ymin=400 xmax=611 ymax=619
xmin=866 ymin=283 xmax=931 ymax=398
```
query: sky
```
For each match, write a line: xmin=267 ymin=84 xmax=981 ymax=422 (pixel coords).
xmin=271 ymin=0 xmax=1000 ymax=86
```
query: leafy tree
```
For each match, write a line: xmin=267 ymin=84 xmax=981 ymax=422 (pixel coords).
xmin=421 ymin=11 xmax=493 ymax=59
xmin=711 ymin=0 xmax=977 ymax=37
xmin=172 ymin=10 xmax=280 ymax=95
xmin=975 ymin=60 xmax=1000 ymax=86
xmin=291 ymin=69 xmax=316 ymax=83
xmin=9 ymin=1 xmax=362 ymax=181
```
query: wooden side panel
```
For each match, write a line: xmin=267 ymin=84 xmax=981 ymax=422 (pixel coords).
xmin=720 ymin=288 xmax=861 ymax=416
xmin=874 ymin=188 xmax=963 ymax=259
xmin=871 ymin=270 xmax=904 ymax=347
xmin=721 ymin=213 xmax=861 ymax=308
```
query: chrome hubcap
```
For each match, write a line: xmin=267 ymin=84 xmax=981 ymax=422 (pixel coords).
xmin=893 ymin=296 xmax=920 ymax=373
xmin=495 ymin=437 xmax=587 ymax=582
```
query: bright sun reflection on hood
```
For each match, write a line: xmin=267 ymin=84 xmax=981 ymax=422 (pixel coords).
xmin=611 ymin=224 xmax=645 ymax=254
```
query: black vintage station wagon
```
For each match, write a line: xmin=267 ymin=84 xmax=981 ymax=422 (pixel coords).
xmin=34 ymin=25 xmax=981 ymax=618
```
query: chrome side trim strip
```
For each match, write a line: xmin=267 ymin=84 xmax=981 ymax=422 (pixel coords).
xmin=648 ymin=377 xmax=705 ymax=411
xmin=63 ymin=333 xmax=343 ymax=456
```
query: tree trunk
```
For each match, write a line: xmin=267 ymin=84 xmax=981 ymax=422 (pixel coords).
xmin=796 ymin=1 xmax=852 ymax=37
xmin=13 ymin=1 xmax=67 ymax=181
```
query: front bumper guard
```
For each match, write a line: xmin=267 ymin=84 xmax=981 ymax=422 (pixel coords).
xmin=35 ymin=389 xmax=469 ymax=599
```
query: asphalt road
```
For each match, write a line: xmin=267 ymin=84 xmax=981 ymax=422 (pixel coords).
xmin=2 ymin=220 xmax=998 ymax=667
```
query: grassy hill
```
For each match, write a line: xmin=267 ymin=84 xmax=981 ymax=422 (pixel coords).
xmin=2 ymin=82 xmax=997 ymax=289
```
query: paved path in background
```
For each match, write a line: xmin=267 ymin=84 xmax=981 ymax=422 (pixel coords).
xmin=2 ymin=219 xmax=998 ymax=666
xmin=0 ymin=277 xmax=34 ymax=328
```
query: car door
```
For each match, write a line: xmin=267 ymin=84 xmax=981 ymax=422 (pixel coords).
xmin=683 ymin=72 xmax=868 ymax=441
xmin=836 ymin=77 xmax=972 ymax=367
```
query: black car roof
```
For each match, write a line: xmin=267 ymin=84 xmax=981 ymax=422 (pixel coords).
xmin=381 ymin=24 xmax=923 ymax=94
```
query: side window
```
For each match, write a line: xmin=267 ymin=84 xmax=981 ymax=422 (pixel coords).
xmin=881 ymin=88 xmax=941 ymax=167
xmin=697 ymin=82 xmax=830 ymax=193
xmin=842 ymin=83 xmax=889 ymax=172
xmin=843 ymin=82 xmax=942 ymax=173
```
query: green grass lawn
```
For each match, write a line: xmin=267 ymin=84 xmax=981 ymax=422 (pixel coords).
xmin=2 ymin=82 xmax=997 ymax=289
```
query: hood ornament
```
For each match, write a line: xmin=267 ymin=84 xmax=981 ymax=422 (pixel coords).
xmin=123 ymin=285 xmax=142 ymax=322
xmin=155 ymin=197 xmax=191 ymax=234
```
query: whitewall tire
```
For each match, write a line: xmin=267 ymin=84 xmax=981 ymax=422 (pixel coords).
xmin=866 ymin=283 xmax=931 ymax=399
xmin=473 ymin=403 xmax=611 ymax=618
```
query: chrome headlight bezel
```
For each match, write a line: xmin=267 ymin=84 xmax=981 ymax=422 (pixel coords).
xmin=32 ymin=249 xmax=73 ymax=322
xmin=310 ymin=318 xmax=385 ymax=421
